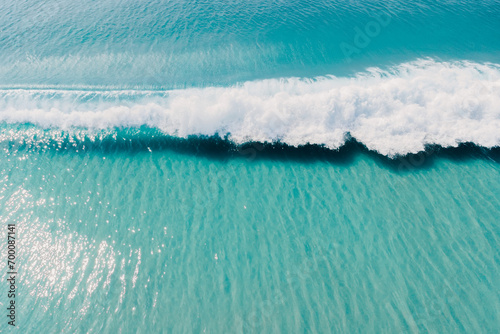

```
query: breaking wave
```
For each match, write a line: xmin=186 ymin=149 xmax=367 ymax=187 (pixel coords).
xmin=1 ymin=59 xmax=499 ymax=156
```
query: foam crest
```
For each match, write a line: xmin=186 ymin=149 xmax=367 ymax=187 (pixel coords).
xmin=0 ymin=60 xmax=499 ymax=156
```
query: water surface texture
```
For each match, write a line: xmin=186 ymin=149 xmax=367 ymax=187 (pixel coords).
xmin=0 ymin=0 xmax=499 ymax=333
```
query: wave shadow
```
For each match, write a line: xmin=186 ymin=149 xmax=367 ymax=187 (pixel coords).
xmin=5 ymin=126 xmax=500 ymax=171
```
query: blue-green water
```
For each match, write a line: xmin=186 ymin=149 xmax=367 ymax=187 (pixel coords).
xmin=1 ymin=0 xmax=499 ymax=332
xmin=1 ymin=128 xmax=499 ymax=332
xmin=1 ymin=0 xmax=500 ymax=87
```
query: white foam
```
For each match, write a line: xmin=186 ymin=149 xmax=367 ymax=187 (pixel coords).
xmin=1 ymin=59 xmax=499 ymax=156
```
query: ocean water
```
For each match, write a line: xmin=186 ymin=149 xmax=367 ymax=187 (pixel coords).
xmin=0 ymin=0 xmax=499 ymax=333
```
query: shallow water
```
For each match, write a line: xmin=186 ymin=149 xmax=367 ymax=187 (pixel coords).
xmin=0 ymin=128 xmax=499 ymax=332
xmin=1 ymin=0 xmax=499 ymax=87
xmin=1 ymin=0 xmax=499 ymax=332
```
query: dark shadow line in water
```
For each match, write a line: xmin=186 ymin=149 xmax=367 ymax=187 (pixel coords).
xmin=5 ymin=127 xmax=500 ymax=171
xmin=369 ymin=143 xmax=500 ymax=172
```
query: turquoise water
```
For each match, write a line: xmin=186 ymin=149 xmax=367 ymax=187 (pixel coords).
xmin=0 ymin=128 xmax=499 ymax=332
xmin=1 ymin=0 xmax=500 ymax=332
xmin=1 ymin=0 xmax=500 ymax=87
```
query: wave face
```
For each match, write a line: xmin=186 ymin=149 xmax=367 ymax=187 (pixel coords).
xmin=1 ymin=1 xmax=500 ymax=333
xmin=1 ymin=60 xmax=499 ymax=156
xmin=1 ymin=0 xmax=500 ymax=156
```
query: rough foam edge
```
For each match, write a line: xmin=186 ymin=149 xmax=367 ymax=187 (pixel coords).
xmin=0 ymin=59 xmax=499 ymax=157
